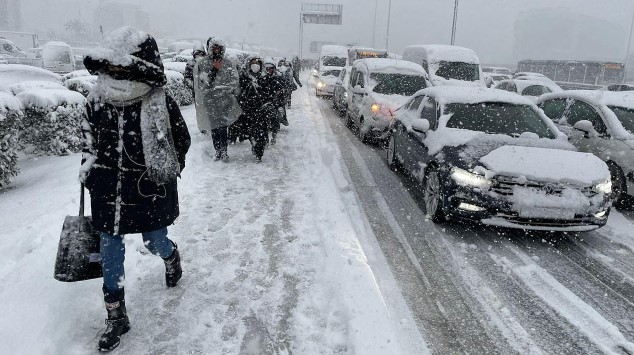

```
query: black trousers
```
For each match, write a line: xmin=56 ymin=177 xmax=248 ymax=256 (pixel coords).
xmin=246 ymin=111 xmax=268 ymax=158
xmin=211 ymin=126 xmax=228 ymax=155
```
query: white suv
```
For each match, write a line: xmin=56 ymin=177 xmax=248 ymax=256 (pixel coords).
xmin=537 ymin=90 xmax=634 ymax=206
xmin=345 ymin=58 xmax=428 ymax=143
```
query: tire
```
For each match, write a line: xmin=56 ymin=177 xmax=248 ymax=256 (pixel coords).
xmin=357 ymin=118 xmax=367 ymax=143
xmin=387 ymin=133 xmax=400 ymax=169
xmin=608 ymin=162 xmax=627 ymax=208
xmin=424 ymin=167 xmax=447 ymax=223
xmin=345 ymin=112 xmax=354 ymax=128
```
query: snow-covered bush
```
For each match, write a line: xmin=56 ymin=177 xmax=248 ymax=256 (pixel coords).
xmin=16 ymin=89 xmax=86 ymax=156
xmin=163 ymin=62 xmax=187 ymax=75
xmin=0 ymin=92 xmax=23 ymax=187
xmin=165 ymin=70 xmax=193 ymax=106
xmin=64 ymin=76 xmax=97 ymax=97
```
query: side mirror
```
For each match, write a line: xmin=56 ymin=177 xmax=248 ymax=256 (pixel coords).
xmin=573 ymin=120 xmax=597 ymax=138
xmin=411 ymin=119 xmax=430 ymax=133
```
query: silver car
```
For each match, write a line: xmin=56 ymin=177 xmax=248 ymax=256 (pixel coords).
xmin=537 ymin=90 xmax=634 ymax=206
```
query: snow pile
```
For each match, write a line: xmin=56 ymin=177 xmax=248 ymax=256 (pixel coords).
xmin=64 ymin=76 xmax=98 ymax=97
xmin=62 ymin=70 xmax=92 ymax=82
xmin=16 ymin=89 xmax=86 ymax=156
xmin=165 ymin=70 xmax=193 ymax=106
xmin=8 ymin=80 xmax=66 ymax=95
xmin=0 ymin=92 xmax=22 ymax=187
xmin=163 ymin=62 xmax=187 ymax=74
xmin=510 ymin=186 xmax=593 ymax=219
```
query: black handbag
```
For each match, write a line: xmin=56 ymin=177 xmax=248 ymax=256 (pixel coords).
xmin=54 ymin=184 xmax=103 ymax=282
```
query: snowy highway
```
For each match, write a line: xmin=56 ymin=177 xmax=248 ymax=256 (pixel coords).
xmin=308 ymin=79 xmax=634 ymax=355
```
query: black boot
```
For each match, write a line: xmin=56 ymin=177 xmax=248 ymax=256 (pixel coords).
xmin=163 ymin=243 xmax=182 ymax=287
xmin=98 ymin=299 xmax=130 ymax=352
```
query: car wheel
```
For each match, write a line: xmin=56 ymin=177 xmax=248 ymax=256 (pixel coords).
xmin=608 ymin=162 xmax=627 ymax=208
xmin=424 ymin=167 xmax=447 ymax=223
xmin=357 ymin=118 xmax=367 ymax=143
xmin=387 ymin=132 xmax=400 ymax=169
xmin=345 ymin=112 xmax=354 ymax=128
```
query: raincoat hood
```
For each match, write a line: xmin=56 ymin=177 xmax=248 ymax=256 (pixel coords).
xmin=84 ymin=26 xmax=167 ymax=88
xmin=207 ymin=37 xmax=227 ymax=58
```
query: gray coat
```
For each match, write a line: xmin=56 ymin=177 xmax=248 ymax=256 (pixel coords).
xmin=193 ymin=55 xmax=242 ymax=132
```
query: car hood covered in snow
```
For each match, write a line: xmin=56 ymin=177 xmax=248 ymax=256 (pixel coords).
xmin=479 ymin=145 xmax=609 ymax=186
xmin=424 ymin=129 xmax=609 ymax=186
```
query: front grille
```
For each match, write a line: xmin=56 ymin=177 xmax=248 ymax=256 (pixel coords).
xmin=491 ymin=176 xmax=597 ymax=198
xmin=496 ymin=213 xmax=593 ymax=227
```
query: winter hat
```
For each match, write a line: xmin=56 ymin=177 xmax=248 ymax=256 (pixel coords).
xmin=192 ymin=40 xmax=206 ymax=57
xmin=207 ymin=37 xmax=227 ymax=58
xmin=84 ymin=26 xmax=167 ymax=88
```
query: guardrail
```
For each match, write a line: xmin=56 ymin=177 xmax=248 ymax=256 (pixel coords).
xmin=555 ymin=81 xmax=604 ymax=91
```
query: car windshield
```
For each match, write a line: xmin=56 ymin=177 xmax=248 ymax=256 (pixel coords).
xmin=444 ymin=102 xmax=556 ymax=139
xmin=321 ymin=70 xmax=341 ymax=77
xmin=434 ymin=61 xmax=480 ymax=81
xmin=369 ymin=73 xmax=426 ymax=96
xmin=608 ymin=106 xmax=634 ymax=135
xmin=322 ymin=56 xmax=346 ymax=67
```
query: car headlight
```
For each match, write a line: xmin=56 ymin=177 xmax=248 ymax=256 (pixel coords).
xmin=317 ymin=81 xmax=325 ymax=88
xmin=371 ymin=103 xmax=380 ymax=113
xmin=451 ymin=167 xmax=492 ymax=189
xmin=594 ymin=178 xmax=612 ymax=194
xmin=343 ymin=91 xmax=348 ymax=98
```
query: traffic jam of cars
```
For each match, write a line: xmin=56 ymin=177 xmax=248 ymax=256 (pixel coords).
xmin=312 ymin=44 xmax=633 ymax=233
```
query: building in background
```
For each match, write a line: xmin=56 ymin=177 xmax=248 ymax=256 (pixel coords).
xmin=0 ymin=0 xmax=22 ymax=31
xmin=94 ymin=0 xmax=149 ymax=33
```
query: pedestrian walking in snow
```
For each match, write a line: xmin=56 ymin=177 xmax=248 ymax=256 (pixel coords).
xmin=277 ymin=58 xmax=298 ymax=112
xmin=80 ymin=26 xmax=191 ymax=352
xmin=238 ymin=55 xmax=268 ymax=162
xmin=184 ymin=42 xmax=206 ymax=94
xmin=260 ymin=59 xmax=286 ymax=145
xmin=193 ymin=37 xmax=242 ymax=160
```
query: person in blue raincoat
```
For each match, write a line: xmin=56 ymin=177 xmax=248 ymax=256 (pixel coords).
xmin=193 ymin=37 xmax=242 ymax=160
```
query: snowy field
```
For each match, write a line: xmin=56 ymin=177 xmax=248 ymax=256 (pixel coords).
xmin=0 ymin=85 xmax=426 ymax=354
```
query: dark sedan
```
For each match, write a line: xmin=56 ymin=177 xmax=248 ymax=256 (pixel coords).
xmin=387 ymin=87 xmax=612 ymax=232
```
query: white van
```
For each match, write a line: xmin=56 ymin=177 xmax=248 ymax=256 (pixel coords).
xmin=42 ymin=42 xmax=75 ymax=74
xmin=402 ymin=45 xmax=485 ymax=87
xmin=319 ymin=45 xmax=348 ymax=71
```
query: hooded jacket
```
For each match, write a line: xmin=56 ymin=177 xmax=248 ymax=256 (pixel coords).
xmin=193 ymin=37 xmax=242 ymax=132
xmin=81 ymin=27 xmax=191 ymax=235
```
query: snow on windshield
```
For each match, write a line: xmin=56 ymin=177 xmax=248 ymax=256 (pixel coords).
xmin=370 ymin=72 xmax=426 ymax=96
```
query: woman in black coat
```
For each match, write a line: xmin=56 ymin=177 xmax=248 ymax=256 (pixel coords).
xmin=80 ymin=26 xmax=191 ymax=352
xmin=238 ymin=55 xmax=268 ymax=162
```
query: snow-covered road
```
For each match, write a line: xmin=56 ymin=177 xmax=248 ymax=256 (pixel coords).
xmin=2 ymin=77 xmax=634 ymax=354
xmin=0 ymin=85 xmax=425 ymax=354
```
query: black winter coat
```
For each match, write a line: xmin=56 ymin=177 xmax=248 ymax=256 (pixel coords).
xmin=83 ymin=94 xmax=191 ymax=235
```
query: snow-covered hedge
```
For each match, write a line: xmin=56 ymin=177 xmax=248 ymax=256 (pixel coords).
xmin=0 ymin=92 xmax=23 ymax=187
xmin=65 ymin=76 xmax=97 ymax=97
xmin=16 ymin=89 xmax=86 ymax=156
xmin=165 ymin=70 xmax=193 ymax=106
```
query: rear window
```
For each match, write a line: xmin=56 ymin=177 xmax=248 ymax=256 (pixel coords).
xmin=521 ymin=85 xmax=552 ymax=96
xmin=434 ymin=61 xmax=480 ymax=81
xmin=321 ymin=70 xmax=341 ymax=77
xmin=444 ymin=102 xmax=556 ymax=139
xmin=322 ymin=56 xmax=346 ymax=67
xmin=369 ymin=73 xmax=426 ymax=96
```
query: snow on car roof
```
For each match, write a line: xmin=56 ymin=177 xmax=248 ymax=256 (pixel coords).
xmin=416 ymin=86 xmax=535 ymax=106
xmin=0 ymin=64 xmax=61 ymax=86
xmin=16 ymin=89 xmax=86 ymax=108
xmin=498 ymin=79 xmax=562 ymax=92
xmin=405 ymin=45 xmax=480 ymax=64
xmin=356 ymin=58 xmax=427 ymax=76
xmin=320 ymin=45 xmax=348 ymax=57
xmin=539 ymin=90 xmax=634 ymax=110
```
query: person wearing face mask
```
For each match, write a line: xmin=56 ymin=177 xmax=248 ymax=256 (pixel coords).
xmin=80 ymin=26 xmax=191 ymax=352
xmin=193 ymin=37 xmax=242 ymax=161
xmin=237 ymin=55 xmax=268 ymax=162
xmin=184 ymin=42 xmax=206 ymax=94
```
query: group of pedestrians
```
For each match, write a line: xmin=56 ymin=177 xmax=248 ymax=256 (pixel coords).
xmin=189 ymin=38 xmax=302 ymax=162
xmin=77 ymin=26 xmax=304 ymax=352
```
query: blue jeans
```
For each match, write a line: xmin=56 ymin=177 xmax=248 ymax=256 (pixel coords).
xmin=100 ymin=227 xmax=175 ymax=301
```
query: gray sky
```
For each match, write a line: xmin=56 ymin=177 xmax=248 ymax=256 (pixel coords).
xmin=16 ymin=0 xmax=634 ymax=64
